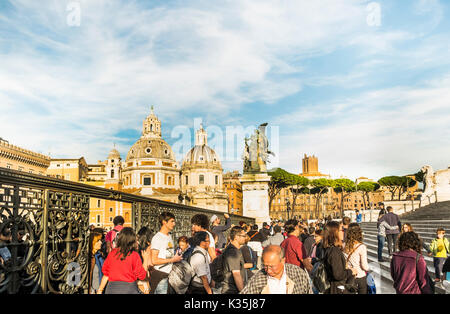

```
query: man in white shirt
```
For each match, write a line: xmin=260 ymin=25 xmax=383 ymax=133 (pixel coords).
xmin=150 ymin=212 xmax=182 ymax=294
xmin=188 ymin=231 xmax=214 ymax=294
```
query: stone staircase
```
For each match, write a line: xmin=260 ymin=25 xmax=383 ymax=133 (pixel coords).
xmin=399 ymin=200 xmax=450 ymax=220
xmin=360 ymin=201 xmax=450 ymax=294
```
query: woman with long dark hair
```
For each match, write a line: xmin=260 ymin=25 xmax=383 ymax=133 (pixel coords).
xmin=97 ymin=227 xmax=150 ymax=294
xmin=322 ymin=221 xmax=357 ymax=294
xmin=136 ymin=227 xmax=154 ymax=294
xmin=344 ymin=223 xmax=370 ymax=294
xmin=89 ymin=228 xmax=105 ymax=294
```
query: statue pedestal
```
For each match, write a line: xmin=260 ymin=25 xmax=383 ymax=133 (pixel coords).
xmin=240 ymin=173 xmax=271 ymax=227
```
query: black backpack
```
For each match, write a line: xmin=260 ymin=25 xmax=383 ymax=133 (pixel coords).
xmin=210 ymin=253 xmax=225 ymax=283
xmin=311 ymin=248 xmax=330 ymax=293
xmin=311 ymin=261 xmax=330 ymax=293
xmin=99 ymin=229 xmax=120 ymax=259
xmin=99 ymin=240 xmax=108 ymax=259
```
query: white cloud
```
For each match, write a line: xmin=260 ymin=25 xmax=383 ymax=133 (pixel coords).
xmin=0 ymin=0 xmax=374 ymax=160
xmin=0 ymin=0 xmax=448 ymax=177
xmin=274 ymin=75 xmax=450 ymax=180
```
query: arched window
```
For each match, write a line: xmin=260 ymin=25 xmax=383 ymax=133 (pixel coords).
xmin=215 ymin=175 xmax=219 ymax=185
xmin=199 ymin=175 xmax=204 ymax=185
xmin=111 ymin=169 xmax=114 ymax=178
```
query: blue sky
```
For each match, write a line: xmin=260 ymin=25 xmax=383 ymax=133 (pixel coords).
xmin=1 ymin=0 xmax=449 ymax=180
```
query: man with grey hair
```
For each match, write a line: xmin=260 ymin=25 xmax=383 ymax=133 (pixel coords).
xmin=240 ymin=245 xmax=313 ymax=294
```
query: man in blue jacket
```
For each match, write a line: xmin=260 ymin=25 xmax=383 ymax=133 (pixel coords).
xmin=379 ymin=206 xmax=402 ymax=256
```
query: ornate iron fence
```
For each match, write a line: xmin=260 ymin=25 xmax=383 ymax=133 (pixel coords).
xmin=0 ymin=168 xmax=254 ymax=294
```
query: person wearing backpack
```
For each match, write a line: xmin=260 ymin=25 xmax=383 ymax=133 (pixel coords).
xmin=221 ymin=226 xmax=248 ymax=294
xmin=390 ymin=231 xmax=434 ymax=294
xmin=150 ymin=212 xmax=182 ymax=294
xmin=247 ymin=224 xmax=264 ymax=269
xmin=105 ymin=216 xmax=125 ymax=255
xmin=240 ymin=234 xmax=257 ymax=280
xmin=322 ymin=221 xmax=357 ymax=294
xmin=191 ymin=214 xmax=217 ymax=261
xmin=187 ymin=231 xmax=214 ymax=294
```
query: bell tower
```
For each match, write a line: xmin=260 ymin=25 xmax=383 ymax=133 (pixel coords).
xmin=195 ymin=124 xmax=208 ymax=146
xmin=142 ymin=105 xmax=162 ymax=138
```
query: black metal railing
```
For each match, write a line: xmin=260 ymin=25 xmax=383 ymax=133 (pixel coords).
xmin=0 ymin=167 xmax=254 ymax=294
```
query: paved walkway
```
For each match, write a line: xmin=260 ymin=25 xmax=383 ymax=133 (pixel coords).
xmin=367 ymin=260 xmax=396 ymax=294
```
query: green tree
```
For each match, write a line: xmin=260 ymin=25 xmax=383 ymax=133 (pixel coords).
xmin=288 ymin=175 xmax=310 ymax=219
xmin=268 ymin=168 xmax=292 ymax=212
xmin=333 ymin=178 xmax=356 ymax=218
xmin=357 ymin=181 xmax=380 ymax=210
xmin=378 ymin=176 xmax=403 ymax=200
xmin=311 ymin=178 xmax=335 ymax=219
xmin=378 ymin=176 xmax=417 ymax=200
xmin=400 ymin=176 xmax=417 ymax=200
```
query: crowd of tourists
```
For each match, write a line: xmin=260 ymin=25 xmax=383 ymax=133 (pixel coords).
xmin=87 ymin=208 xmax=450 ymax=295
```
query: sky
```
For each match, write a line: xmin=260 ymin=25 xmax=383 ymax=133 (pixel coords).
xmin=1 ymin=0 xmax=449 ymax=181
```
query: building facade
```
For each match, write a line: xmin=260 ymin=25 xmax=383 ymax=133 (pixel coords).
xmin=270 ymin=155 xmax=386 ymax=221
xmin=181 ymin=126 xmax=228 ymax=212
xmin=0 ymin=138 xmax=50 ymax=175
xmin=121 ymin=107 xmax=181 ymax=203
xmin=47 ymin=158 xmax=89 ymax=181
xmin=223 ymin=170 xmax=243 ymax=215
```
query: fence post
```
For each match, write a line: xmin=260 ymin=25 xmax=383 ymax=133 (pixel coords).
xmin=132 ymin=202 xmax=142 ymax=231
xmin=40 ymin=189 xmax=50 ymax=294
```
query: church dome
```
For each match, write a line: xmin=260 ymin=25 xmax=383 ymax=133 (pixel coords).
xmin=126 ymin=137 xmax=176 ymax=162
xmin=183 ymin=145 xmax=221 ymax=166
xmin=182 ymin=126 xmax=222 ymax=170
xmin=125 ymin=106 xmax=177 ymax=163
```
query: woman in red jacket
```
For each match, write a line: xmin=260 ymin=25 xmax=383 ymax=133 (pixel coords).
xmin=390 ymin=231 xmax=434 ymax=294
xmin=97 ymin=227 xmax=150 ymax=294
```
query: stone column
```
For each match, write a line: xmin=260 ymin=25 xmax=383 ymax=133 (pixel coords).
xmin=240 ymin=172 xmax=271 ymax=227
